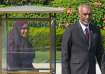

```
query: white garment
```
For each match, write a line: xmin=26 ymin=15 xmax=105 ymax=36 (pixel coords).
xmin=79 ymin=20 xmax=90 ymax=34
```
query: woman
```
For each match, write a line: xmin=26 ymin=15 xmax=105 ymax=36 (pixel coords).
xmin=7 ymin=20 xmax=35 ymax=71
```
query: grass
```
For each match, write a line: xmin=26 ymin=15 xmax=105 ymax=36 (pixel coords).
xmin=33 ymin=51 xmax=61 ymax=63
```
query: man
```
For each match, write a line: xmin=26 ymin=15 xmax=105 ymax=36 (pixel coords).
xmin=102 ymin=54 xmax=105 ymax=74
xmin=62 ymin=4 xmax=104 ymax=74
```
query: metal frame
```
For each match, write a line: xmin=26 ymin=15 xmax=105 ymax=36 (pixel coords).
xmin=0 ymin=6 xmax=64 ymax=74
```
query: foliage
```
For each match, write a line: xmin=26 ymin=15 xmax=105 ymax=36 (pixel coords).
xmin=1 ymin=0 xmax=105 ymax=51
xmin=50 ymin=0 xmax=105 ymax=27
xmin=101 ymin=30 xmax=105 ymax=49
xmin=1 ymin=0 xmax=105 ymax=27
xmin=28 ymin=27 xmax=50 ymax=51
xmin=2 ymin=0 xmax=53 ymax=5
xmin=28 ymin=26 xmax=65 ymax=51
xmin=56 ymin=27 xmax=64 ymax=50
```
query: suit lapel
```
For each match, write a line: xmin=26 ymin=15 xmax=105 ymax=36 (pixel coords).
xmin=77 ymin=22 xmax=95 ymax=50
xmin=77 ymin=22 xmax=89 ymax=44
xmin=77 ymin=21 xmax=95 ymax=50
xmin=88 ymin=30 xmax=93 ymax=50
xmin=88 ymin=24 xmax=94 ymax=50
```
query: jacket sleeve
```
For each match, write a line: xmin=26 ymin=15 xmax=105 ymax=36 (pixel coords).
xmin=96 ymin=29 xmax=104 ymax=70
xmin=62 ymin=27 xmax=72 ymax=74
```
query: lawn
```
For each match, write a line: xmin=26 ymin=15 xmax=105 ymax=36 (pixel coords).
xmin=33 ymin=51 xmax=61 ymax=63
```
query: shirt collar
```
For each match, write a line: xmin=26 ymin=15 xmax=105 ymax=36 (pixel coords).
xmin=79 ymin=20 xmax=89 ymax=32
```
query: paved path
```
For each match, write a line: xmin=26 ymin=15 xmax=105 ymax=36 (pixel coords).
xmin=34 ymin=63 xmax=101 ymax=74
xmin=56 ymin=63 xmax=101 ymax=74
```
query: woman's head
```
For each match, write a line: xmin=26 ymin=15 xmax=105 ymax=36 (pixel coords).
xmin=13 ymin=20 xmax=28 ymax=38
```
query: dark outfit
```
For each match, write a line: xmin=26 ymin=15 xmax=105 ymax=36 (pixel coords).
xmin=101 ymin=54 xmax=105 ymax=74
xmin=62 ymin=21 xmax=104 ymax=74
xmin=7 ymin=21 xmax=35 ymax=71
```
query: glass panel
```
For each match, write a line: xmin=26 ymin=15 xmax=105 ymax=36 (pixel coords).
xmin=0 ymin=24 xmax=2 ymax=73
xmin=2 ymin=20 xmax=50 ymax=72
xmin=29 ymin=21 xmax=50 ymax=72
xmin=2 ymin=19 xmax=7 ymax=71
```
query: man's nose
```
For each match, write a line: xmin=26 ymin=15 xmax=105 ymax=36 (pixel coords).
xmin=86 ymin=14 xmax=91 ymax=19
xmin=86 ymin=15 xmax=90 ymax=18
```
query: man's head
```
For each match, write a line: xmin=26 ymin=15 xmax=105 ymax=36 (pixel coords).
xmin=78 ymin=4 xmax=92 ymax=25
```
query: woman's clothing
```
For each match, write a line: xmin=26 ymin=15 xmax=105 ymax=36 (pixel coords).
xmin=7 ymin=21 xmax=35 ymax=71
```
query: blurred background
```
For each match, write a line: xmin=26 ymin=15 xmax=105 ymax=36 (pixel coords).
xmin=0 ymin=0 xmax=105 ymax=74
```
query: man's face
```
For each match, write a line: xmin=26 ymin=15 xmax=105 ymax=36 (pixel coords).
xmin=78 ymin=6 xmax=92 ymax=25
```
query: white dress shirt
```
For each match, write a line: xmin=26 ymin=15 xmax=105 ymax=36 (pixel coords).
xmin=79 ymin=21 xmax=90 ymax=34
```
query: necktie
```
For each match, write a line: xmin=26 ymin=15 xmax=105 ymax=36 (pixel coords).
xmin=85 ymin=27 xmax=89 ymax=42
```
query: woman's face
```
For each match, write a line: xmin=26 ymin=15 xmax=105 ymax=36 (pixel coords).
xmin=20 ymin=24 xmax=28 ymax=38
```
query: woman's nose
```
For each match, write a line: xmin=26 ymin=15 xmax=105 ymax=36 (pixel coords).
xmin=24 ymin=29 xmax=28 ymax=33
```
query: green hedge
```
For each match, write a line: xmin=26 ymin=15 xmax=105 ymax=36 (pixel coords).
xmin=101 ymin=30 xmax=105 ymax=49
xmin=28 ymin=27 xmax=64 ymax=51
xmin=28 ymin=27 xmax=50 ymax=51
xmin=2 ymin=0 xmax=105 ymax=51
xmin=56 ymin=27 xmax=64 ymax=50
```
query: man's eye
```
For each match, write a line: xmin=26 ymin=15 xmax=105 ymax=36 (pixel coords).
xmin=83 ymin=13 xmax=91 ymax=15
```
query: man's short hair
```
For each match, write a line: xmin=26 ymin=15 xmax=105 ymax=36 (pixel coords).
xmin=78 ymin=4 xmax=91 ymax=13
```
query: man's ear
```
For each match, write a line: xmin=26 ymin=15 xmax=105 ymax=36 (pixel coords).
xmin=78 ymin=12 xmax=80 ymax=18
xmin=78 ymin=10 xmax=80 ymax=16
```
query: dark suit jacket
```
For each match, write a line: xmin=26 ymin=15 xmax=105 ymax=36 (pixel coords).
xmin=101 ymin=54 xmax=105 ymax=74
xmin=62 ymin=21 xmax=104 ymax=74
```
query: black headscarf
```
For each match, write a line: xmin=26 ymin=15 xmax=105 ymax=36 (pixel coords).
xmin=7 ymin=20 xmax=35 ymax=71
